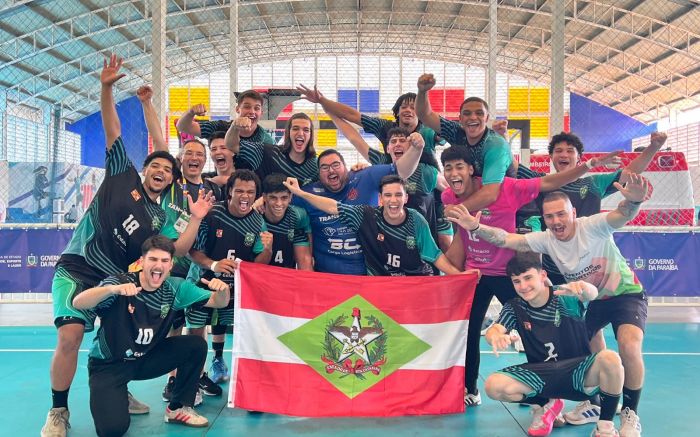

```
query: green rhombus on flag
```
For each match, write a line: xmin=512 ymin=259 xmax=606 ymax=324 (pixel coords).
xmin=278 ymin=295 xmax=431 ymax=399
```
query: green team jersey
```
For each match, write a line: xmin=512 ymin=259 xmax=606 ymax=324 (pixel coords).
xmin=237 ymin=142 xmax=319 ymax=186
xmin=89 ymin=273 xmax=211 ymax=362
xmin=264 ymin=205 xmax=311 ymax=269
xmin=59 ymin=137 xmax=166 ymax=279
xmin=199 ymin=120 xmax=275 ymax=144
xmin=338 ymin=203 xmax=441 ymax=276
xmin=360 ymin=114 xmax=441 ymax=155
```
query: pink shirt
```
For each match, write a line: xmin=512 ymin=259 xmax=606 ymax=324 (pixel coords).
xmin=443 ymin=177 xmax=541 ymax=276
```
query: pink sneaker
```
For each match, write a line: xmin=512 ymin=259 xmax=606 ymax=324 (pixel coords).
xmin=528 ymin=399 xmax=565 ymax=436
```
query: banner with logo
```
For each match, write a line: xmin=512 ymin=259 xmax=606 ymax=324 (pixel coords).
xmin=0 ymin=228 xmax=73 ymax=293
xmin=229 ymin=262 xmax=477 ymax=417
xmin=614 ymin=231 xmax=700 ymax=297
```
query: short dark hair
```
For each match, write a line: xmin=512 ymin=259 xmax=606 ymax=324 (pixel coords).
xmin=506 ymin=252 xmax=542 ymax=277
xmin=317 ymin=149 xmax=346 ymax=166
xmin=391 ymin=92 xmax=417 ymax=121
xmin=208 ymin=131 xmax=227 ymax=144
xmin=548 ymin=132 xmax=584 ymax=156
xmin=281 ymin=113 xmax=315 ymax=159
xmin=386 ymin=127 xmax=411 ymax=142
xmin=263 ymin=173 xmax=289 ymax=194
xmin=379 ymin=174 xmax=405 ymax=193
xmin=141 ymin=234 xmax=176 ymax=257
xmin=542 ymin=190 xmax=572 ymax=206
xmin=460 ymin=96 xmax=489 ymax=113
xmin=440 ymin=145 xmax=473 ymax=167
xmin=143 ymin=151 xmax=178 ymax=172
xmin=236 ymin=89 xmax=264 ymax=106
xmin=225 ymin=169 xmax=261 ymax=198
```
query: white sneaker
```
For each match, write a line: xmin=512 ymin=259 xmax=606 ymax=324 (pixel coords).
xmin=194 ymin=388 xmax=203 ymax=407
xmin=127 ymin=391 xmax=150 ymax=415
xmin=164 ymin=405 xmax=209 ymax=427
xmin=564 ymin=400 xmax=601 ymax=425
xmin=464 ymin=388 xmax=482 ymax=407
xmin=619 ymin=408 xmax=642 ymax=437
xmin=41 ymin=407 xmax=70 ymax=437
xmin=591 ymin=420 xmax=620 ymax=437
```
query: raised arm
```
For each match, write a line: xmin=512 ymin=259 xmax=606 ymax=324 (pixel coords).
xmin=73 ymin=282 xmax=140 ymax=310
xmin=415 ymin=74 xmax=442 ymax=134
xmin=175 ymin=104 xmax=207 ymax=137
xmin=329 ymin=113 xmax=371 ymax=161
xmin=297 ymin=84 xmax=362 ymax=125
xmin=283 ymin=177 xmax=339 ymax=215
xmin=620 ymin=131 xmax=668 ymax=183
xmin=553 ymin=281 xmax=599 ymax=303
xmin=540 ymin=150 xmax=623 ymax=192
xmin=446 ymin=204 xmax=532 ymax=251
xmin=224 ymin=116 xmax=251 ymax=155
xmin=201 ymin=278 xmax=231 ymax=309
xmin=100 ymin=54 xmax=126 ymax=149
xmin=172 ymin=190 xmax=215 ymax=256
xmin=606 ymin=172 xmax=649 ymax=229
xmin=395 ymin=132 xmax=423 ymax=179
xmin=137 ymin=85 xmax=168 ymax=152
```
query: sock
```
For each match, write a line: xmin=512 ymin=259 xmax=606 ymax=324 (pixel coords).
xmin=599 ymin=390 xmax=621 ymax=421
xmin=168 ymin=401 xmax=183 ymax=411
xmin=622 ymin=387 xmax=642 ymax=413
xmin=589 ymin=393 xmax=601 ymax=406
xmin=519 ymin=395 xmax=548 ymax=407
xmin=52 ymin=388 xmax=69 ymax=409
xmin=212 ymin=341 xmax=224 ymax=359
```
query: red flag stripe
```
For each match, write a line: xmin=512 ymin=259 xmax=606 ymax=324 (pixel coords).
xmin=236 ymin=262 xmax=477 ymax=324
xmin=230 ymin=359 xmax=465 ymax=417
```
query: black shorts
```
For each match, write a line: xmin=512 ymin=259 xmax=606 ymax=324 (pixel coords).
xmin=497 ymin=354 xmax=598 ymax=402
xmin=585 ymin=292 xmax=648 ymax=339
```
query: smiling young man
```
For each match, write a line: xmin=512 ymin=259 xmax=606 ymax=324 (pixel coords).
xmin=225 ymin=112 xmax=319 ymax=186
xmin=484 ymin=252 xmax=624 ymax=437
xmin=285 ymin=175 xmax=463 ymax=276
xmin=447 ymin=174 xmax=650 ymax=437
xmin=186 ymin=169 xmax=273 ymax=385
xmin=42 ymin=56 xmax=213 ymax=437
xmin=73 ymin=235 xmax=230 ymax=437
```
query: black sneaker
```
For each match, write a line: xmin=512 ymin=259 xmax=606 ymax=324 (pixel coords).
xmin=199 ymin=372 xmax=222 ymax=396
xmin=162 ymin=376 xmax=175 ymax=402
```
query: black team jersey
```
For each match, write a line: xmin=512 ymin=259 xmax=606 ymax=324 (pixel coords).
xmin=193 ymin=202 xmax=266 ymax=286
xmin=338 ymin=204 xmax=442 ymax=276
xmin=236 ymin=143 xmax=319 ymax=187
xmin=496 ymin=288 xmax=591 ymax=364
xmin=58 ymin=137 xmax=166 ymax=283
xmin=263 ymin=205 xmax=311 ymax=269
xmin=199 ymin=120 xmax=275 ymax=144
xmin=89 ymin=273 xmax=211 ymax=363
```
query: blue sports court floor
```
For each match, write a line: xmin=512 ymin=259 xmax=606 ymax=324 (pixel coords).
xmin=1 ymin=313 xmax=698 ymax=436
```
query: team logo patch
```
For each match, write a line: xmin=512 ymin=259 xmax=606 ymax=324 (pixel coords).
xmin=26 ymin=254 xmax=37 ymax=267
xmin=523 ymin=321 xmax=532 ymax=331
xmin=131 ymin=190 xmax=141 ymax=201
xmin=406 ymin=236 xmax=416 ymax=250
xmin=128 ymin=304 xmax=135 ymax=314
xmin=347 ymin=188 xmax=359 ymax=201
xmin=554 ymin=308 xmax=561 ymax=327
xmin=244 ymin=232 xmax=255 ymax=247
xmin=160 ymin=304 xmax=170 ymax=319
xmin=377 ymin=233 xmax=384 ymax=242
xmin=405 ymin=181 xmax=417 ymax=194
xmin=151 ymin=216 xmax=161 ymax=230
xmin=216 ymin=229 xmax=223 ymax=238
xmin=481 ymin=209 xmax=491 ymax=217
xmin=287 ymin=229 xmax=295 ymax=241
xmin=580 ymin=185 xmax=589 ymax=199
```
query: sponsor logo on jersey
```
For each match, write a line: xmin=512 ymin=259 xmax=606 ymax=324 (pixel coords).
xmin=216 ymin=229 xmax=223 ymax=238
xmin=523 ymin=321 xmax=532 ymax=331
xmin=244 ymin=232 xmax=255 ymax=247
xmin=347 ymin=188 xmax=359 ymax=201
xmin=322 ymin=227 xmax=337 ymax=237
xmin=128 ymin=304 xmax=135 ymax=314
xmin=131 ymin=190 xmax=141 ymax=201
xmin=377 ymin=233 xmax=384 ymax=242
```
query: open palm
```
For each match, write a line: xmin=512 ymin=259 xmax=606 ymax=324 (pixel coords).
xmin=101 ymin=54 xmax=126 ymax=86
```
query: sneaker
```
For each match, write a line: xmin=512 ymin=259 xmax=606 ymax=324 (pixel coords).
xmin=127 ymin=391 xmax=150 ymax=415
xmin=210 ymin=356 xmax=230 ymax=383
xmin=565 ymin=400 xmax=601 ymax=425
xmin=162 ymin=376 xmax=175 ymax=402
xmin=195 ymin=389 xmax=203 ymax=407
xmin=41 ymin=407 xmax=70 ymax=437
xmin=592 ymin=420 xmax=620 ymax=437
xmin=464 ymin=388 xmax=482 ymax=407
xmin=510 ymin=329 xmax=525 ymax=352
xmin=164 ymin=405 xmax=209 ymax=427
xmin=199 ymin=372 xmax=223 ymax=396
xmin=619 ymin=408 xmax=642 ymax=437
xmin=528 ymin=399 xmax=565 ymax=437
xmin=554 ymin=413 xmax=566 ymax=428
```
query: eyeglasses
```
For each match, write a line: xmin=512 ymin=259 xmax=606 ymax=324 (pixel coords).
xmin=319 ymin=161 xmax=343 ymax=172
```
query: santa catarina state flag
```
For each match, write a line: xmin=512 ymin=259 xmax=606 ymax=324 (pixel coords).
xmin=228 ymin=262 xmax=477 ymax=417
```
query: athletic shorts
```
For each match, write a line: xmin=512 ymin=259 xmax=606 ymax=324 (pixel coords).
xmin=585 ymin=292 xmax=648 ymax=339
xmin=497 ymin=354 xmax=599 ymax=402
xmin=186 ymin=292 xmax=234 ymax=328
xmin=52 ymin=266 xmax=98 ymax=332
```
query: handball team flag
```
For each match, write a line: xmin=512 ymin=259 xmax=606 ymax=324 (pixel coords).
xmin=228 ymin=262 xmax=477 ymax=417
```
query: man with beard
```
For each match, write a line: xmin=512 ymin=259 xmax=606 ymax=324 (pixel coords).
xmin=225 ymin=112 xmax=319 ymax=185
xmin=285 ymin=174 xmax=465 ymax=276
xmin=186 ymin=169 xmax=274 ymax=385
xmin=42 ymin=55 xmax=212 ymax=437
xmin=73 ymin=235 xmax=230 ymax=436
xmin=447 ymin=174 xmax=650 ymax=437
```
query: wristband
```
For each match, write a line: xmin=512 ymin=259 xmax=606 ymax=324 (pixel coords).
xmin=584 ymin=159 xmax=594 ymax=169
xmin=210 ymin=261 xmax=218 ymax=272
xmin=629 ymin=200 xmax=643 ymax=206
xmin=469 ymin=224 xmax=480 ymax=233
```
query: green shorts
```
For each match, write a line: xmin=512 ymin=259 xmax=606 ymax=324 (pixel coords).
xmin=52 ymin=266 xmax=98 ymax=332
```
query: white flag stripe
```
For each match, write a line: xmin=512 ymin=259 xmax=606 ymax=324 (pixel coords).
xmin=234 ymin=309 xmax=469 ymax=370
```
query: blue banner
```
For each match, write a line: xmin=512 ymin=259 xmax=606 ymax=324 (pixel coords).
xmin=614 ymin=232 xmax=700 ymax=297
xmin=0 ymin=229 xmax=73 ymax=293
